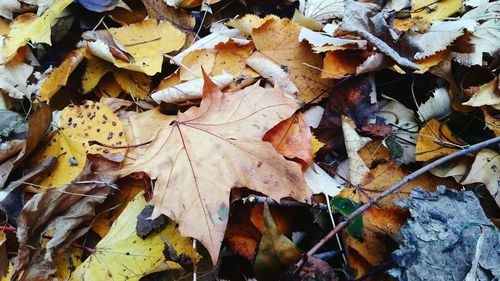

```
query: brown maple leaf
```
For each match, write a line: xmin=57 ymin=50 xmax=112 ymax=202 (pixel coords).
xmin=121 ymin=72 xmax=311 ymax=263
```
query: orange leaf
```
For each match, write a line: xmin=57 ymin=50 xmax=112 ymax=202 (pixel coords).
xmin=263 ymin=112 xmax=313 ymax=171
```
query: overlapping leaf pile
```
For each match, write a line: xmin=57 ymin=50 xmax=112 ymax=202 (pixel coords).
xmin=0 ymin=0 xmax=498 ymax=280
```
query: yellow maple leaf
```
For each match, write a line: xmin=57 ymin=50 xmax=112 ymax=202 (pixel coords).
xmin=71 ymin=191 xmax=201 ymax=281
xmin=31 ymin=101 xmax=127 ymax=188
xmin=1 ymin=0 xmax=73 ymax=63
xmin=108 ymin=19 xmax=186 ymax=75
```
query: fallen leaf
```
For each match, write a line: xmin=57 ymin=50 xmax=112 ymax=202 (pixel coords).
xmin=251 ymin=17 xmax=335 ymax=103
xmin=453 ymin=19 xmax=500 ymax=66
xmin=0 ymin=0 xmax=20 ymax=20
xmin=120 ymin=73 xmax=311 ymax=264
xmin=411 ymin=0 xmax=462 ymax=21
xmin=410 ymin=20 xmax=477 ymax=60
xmin=151 ymin=73 xmax=233 ymax=103
xmin=342 ymin=116 xmax=371 ymax=185
xmin=482 ymin=107 xmax=500 ymax=136
xmin=39 ymin=48 xmax=87 ymax=102
xmin=298 ymin=0 xmax=345 ymax=23
xmin=331 ymin=196 xmax=363 ymax=240
xmin=0 ymin=58 xmax=36 ymax=99
xmin=108 ymin=19 xmax=185 ymax=75
xmin=92 ymin=178 xmax=144 ymax=237
xmin=179 ymin=49 xmax=216 ymax=81
xmin=304 ymin=163 xmax=344 ymax=197
xmin=121 ymin=107 xmax=176 ymax=167
xmin=417 ymin=87 xmax=452 ymax=121
xmin=463 ymin=77 xmax=500 ymax=108
xmin=377 ymin=100 xmax=418 ymax=164
xmin=415 ymin=119 xmax=463 ymax=161
xmin=165 ymin=0 xmax=221 ymax=8
xmin=13 ymin=155 xmax=119 ymax=281
xmin=76 ymin=0 xmax=126 ymax=12
xmin=31 ymin=101 xmax=127 ymax=188
xmin=462 ymin=148 xmax=500 ymax=208
xmin=254 ymin=203 xmax=302 ymax=281
xmin=71 ymin=191 xmax=201 ymax=281
xmin=282 ymin=255 xmax=339 ymax=281
xmin=1 ymin=0 xmax=73 ymax=63
xmin=321 ymin=50 xmax=370 ymax=79
xmin=0 ymin=105 xmax=52 ymax=188
xmin=53 ymin=248 xmax=82 ymax=280
xmin=263 ymin=112 xmax=313 ymax=171
xmin=340 ymin=1 xmax=419 ymax=70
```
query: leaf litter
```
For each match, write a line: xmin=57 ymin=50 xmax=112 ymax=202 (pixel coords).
xmin=0 ymin=0 xmax=499 ymax=280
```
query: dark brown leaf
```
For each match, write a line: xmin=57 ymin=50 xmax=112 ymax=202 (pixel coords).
xmin=12 ymin=155 xmax=119 ymax=281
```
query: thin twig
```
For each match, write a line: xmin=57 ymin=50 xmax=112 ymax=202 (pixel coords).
xmin=300 ymin=136 xmax=500 ymax=264
xmin=243 ymin=195 xmax=328 ymax=210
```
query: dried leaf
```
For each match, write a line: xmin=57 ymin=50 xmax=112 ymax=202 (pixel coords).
xmin=342 ymin=116 xmax=371 ymax=185
xmin=411 ymin=0 xmax=462 ymax=21
xmin=13 ymin=155 xmax=119 ymax=281
xmin=263 ymin=112 xmax=313 ymax=171
xmin=1 ymin=0 xmax=73 ymax=63
xmin=463 ymin=77 xmax=500 ymax=108
xmin=251 ymin=17 xmax=335 ymax=103
xmin=0 ymin=0 xmax=19 ymax=20
xmin=31 ymin=101 xmax=127 ymax=188
xmin=462 ymin=148 xmax=500 ymax=208
xmin=0 ymin=105 xmax=52 ymax=187
xmin=121 ymin=73 xmax=311 ymax=263
xmin=340 ymin=1 xmax=419 ymax=70
xmin=0 ymin=58 xmax=35 ymax=99
xmin=415 ymin=119 xmax=462 ymax=161
xmin=254 ymin=203 xmax=302 ymax=281
xmin=39 ymin=48 xmax=87 ymax=102
xmin=92 ymin=179 xmax=143 ymax=237
xmin=71 ymin=191 xmax=201 ymax=281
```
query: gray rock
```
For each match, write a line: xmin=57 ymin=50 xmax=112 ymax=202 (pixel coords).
xmin=389 ymin=187 xmax=500 ymax=281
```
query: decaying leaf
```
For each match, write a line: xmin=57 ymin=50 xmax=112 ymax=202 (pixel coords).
xmin=13 ymin=155 xmax=119 ymax=281
xmin=340 ymin=1 xmax=419 ymax=70
xmin=120 ymin=73 xmax=311 ymax=263
xmin=71 ymin=191 xmax=201 ymax=281
xmin=31 ymin=101 xmax=127 ymax=188
xmin=250 ymin=17 xmax=335 ymax=103
xmin=462 ymin=148 xmax=500 ymax=208
xmin=254 ymin=203 xmax=302 ymax=281
xmin=263 ymin=112 xmax=313 ymax=171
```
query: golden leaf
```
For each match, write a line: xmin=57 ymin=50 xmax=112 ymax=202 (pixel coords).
xmin=71 ymin=191 xmax=201 ymax=281
xmin=31 ymin=101 xmax=127 ymax=188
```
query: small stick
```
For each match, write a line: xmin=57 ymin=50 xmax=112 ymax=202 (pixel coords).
xmin=301 ymin=136 xmax=500 ymax=263
xmin=243 ymin=195 xmax=328 ymax=210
